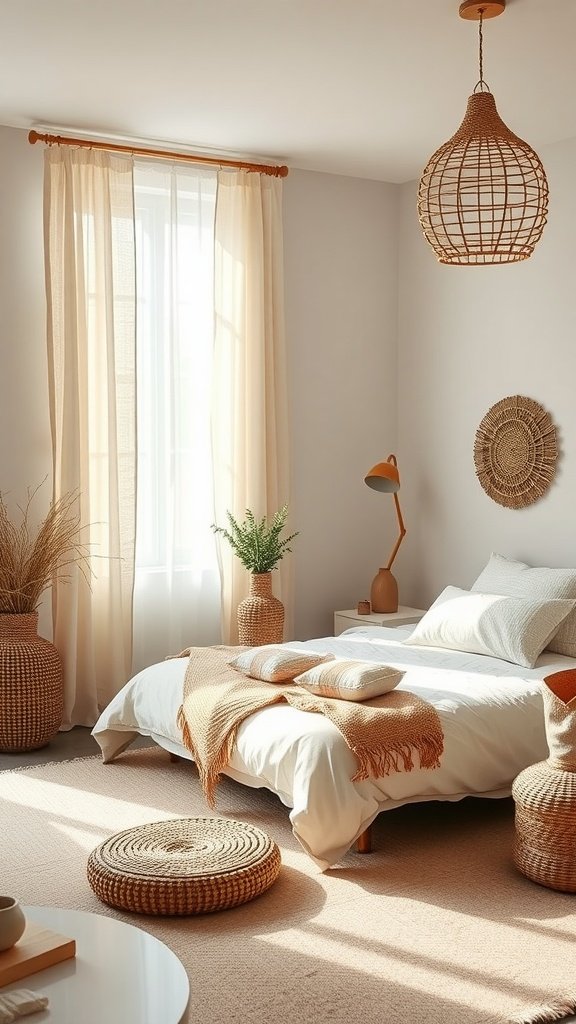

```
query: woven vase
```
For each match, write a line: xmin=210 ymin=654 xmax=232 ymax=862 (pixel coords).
xmin=237 ymin=573 xmax=284 ymax=647
xmin=0 ymin=612 xmax=64 ymax=752
xmin=512 ymin=670 xmax=576 ymax=892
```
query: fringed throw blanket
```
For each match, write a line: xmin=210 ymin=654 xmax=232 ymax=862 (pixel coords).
xmin=176 ymin=646 xmax=444 ymax=807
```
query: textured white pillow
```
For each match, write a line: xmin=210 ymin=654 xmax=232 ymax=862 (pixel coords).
xmin=293 ymin=660 xmax=403 ymax=702
xmin=471 ymin=553 xmax=576 ymax=658
xmin=229 ymin=645 xmax=333 ymax=683
xmin=404 ymin=585 xmax=575 ymax=668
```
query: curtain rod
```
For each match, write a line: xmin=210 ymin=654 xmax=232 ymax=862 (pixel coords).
xmin=28 ymin=130 xmax=289 ymax=178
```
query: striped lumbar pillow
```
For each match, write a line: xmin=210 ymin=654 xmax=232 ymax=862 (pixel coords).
xmin=471 ymin=553 xmax=576 ymax=659
xmin=293 ymin=660 xmax=403 ymax=702
xmin=229 ymin=645 xmax=333 ymax=683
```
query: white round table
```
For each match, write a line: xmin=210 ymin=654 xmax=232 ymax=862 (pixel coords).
xmin=1 ymin=906 xmax=189 ymax=1023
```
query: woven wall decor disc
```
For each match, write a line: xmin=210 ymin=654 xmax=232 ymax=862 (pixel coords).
xmin=473 ymin=395 xmax=558 ymax=509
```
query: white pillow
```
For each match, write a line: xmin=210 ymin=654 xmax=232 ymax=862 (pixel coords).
xmin=228 ymin=645 xmax=333 ymax=683
xmin=471 ymin=553 xmax=576 ymax=659
xmin=404 ymin=585 xmax=575 ymax=668
xmin=293 ymin=659 xmax=403 ymax=702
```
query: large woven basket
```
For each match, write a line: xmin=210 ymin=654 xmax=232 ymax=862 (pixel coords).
xmin=512 ymin=762 xmax=576 ymax=892
xmin=87 ymin=817 xmax=282 ymax=915
xmin=237 ymin=572 xmax=284 ymax=647
xmin=0 ymin=612 xmax=63 ymax=752
xmin=512 ymin=669 xmax=576 ymax=892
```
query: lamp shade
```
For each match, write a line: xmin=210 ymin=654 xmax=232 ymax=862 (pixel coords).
xmin=364 ymin=458 xmax=400 ymax=493
xmin=418 ymin=91 xmax=549 ymax=266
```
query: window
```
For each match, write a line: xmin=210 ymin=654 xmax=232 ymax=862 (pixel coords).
xmin=132 ymin=163 xmax=221 ymax=670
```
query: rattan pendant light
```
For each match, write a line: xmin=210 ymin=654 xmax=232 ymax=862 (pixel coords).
xmin=418 ymin=1 xmax=549 ymax=265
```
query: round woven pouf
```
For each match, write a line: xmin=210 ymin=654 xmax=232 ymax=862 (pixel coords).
xmin=512 ymin=761 xmax=576 ymax=893
xmin=87 ymin=817 xmax=281 ymax=915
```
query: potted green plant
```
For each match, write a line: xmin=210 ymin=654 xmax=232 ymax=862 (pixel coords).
xmin=212 ymin=505 xmax=298 ymax=646
xmin=0 ymin=484 xmax=90 ymax=751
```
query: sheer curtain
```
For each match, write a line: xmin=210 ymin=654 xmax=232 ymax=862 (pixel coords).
xmin=43 ymin=146 xmax=137 ymax=726
xmin=131 ymin=162 xmax=221 ymax=672
xmin=212 ymin=170 xmax=293 ymax=644
xmin=44 ymin=149 xmax=290 ymax=717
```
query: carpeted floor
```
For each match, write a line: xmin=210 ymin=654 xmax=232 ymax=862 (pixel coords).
xmin=1 ymin=747 xmax=575 ymax=1024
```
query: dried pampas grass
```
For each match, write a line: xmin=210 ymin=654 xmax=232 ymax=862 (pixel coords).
xmin=0 ymin=482 xmax=91 ymax=614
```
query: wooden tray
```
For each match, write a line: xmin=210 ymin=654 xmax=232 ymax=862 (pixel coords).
xmin=0 ymin=922 xmax=76 ymax=987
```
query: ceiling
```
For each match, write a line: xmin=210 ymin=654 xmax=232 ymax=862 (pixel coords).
xmin=2 ymin=0 xmax=575 ymax=184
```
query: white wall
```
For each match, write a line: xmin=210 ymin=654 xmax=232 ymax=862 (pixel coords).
xmin=284 ymin=170 xmax=399 ymax=639
xmin=0 ymin=126 xmax=52 ymax=634
xmin=0 ymin=129 xmax=400 ymax=644
xmin=0 ymin=127 xmax=51 ymax=490
xmin=397 ymin=136 xmax=576 ymax=610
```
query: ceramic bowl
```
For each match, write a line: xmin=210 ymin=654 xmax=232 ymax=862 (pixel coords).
xmin=0 ymin=897 xmax=26 ymax=951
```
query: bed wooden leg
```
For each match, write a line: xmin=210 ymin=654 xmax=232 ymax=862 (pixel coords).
xmin=169 ymin=752 xmax=182 ymax=764
xmin=356 ymin=825 xmax=372 ymax=854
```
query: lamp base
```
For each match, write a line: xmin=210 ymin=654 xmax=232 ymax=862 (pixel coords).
xmin=370 ymin=568 xmax=399 ymax=614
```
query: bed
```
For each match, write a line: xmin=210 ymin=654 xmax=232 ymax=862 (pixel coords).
xmin=92 ymin=609 xmax=576 ymax=870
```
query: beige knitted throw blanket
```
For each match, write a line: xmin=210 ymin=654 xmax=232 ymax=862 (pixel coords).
xmin=176 ymin=646 xmax=444 ymax=807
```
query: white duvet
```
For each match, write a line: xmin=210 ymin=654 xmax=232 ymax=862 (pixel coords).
xmin=92 ymin=625 xmax=572 ymax=869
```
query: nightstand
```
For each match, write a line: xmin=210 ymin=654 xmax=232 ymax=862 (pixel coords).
xmin=333 ymin=606 xmax=426 ymax=636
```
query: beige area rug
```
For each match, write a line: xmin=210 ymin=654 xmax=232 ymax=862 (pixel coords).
xmin=1 ymin=747 xmax=575 ymax=1024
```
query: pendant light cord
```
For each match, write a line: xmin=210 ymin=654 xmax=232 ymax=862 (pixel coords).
xmin=479 ymin=11 xmax=484 ymax=85
xmin=474 ymin=7 xmax=489 ymax=92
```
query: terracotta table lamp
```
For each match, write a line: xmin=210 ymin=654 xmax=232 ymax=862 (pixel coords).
xmin=364 ymin=454 xmax=406 ymax=613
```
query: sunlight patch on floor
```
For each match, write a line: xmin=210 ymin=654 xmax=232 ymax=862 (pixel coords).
xmin=1 ymin=775 xmax=180 ymax=828
xmin=257 ymin=926 xmax=515 ymax=1013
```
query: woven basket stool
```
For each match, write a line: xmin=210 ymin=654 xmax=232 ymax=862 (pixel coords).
xmin=512 ymin=764 xmax=576 ymax=892
xmin=87 ymin=817 xmax=281 ymax=915
xmin=512 ymin=669 xmax=576 ymax=892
